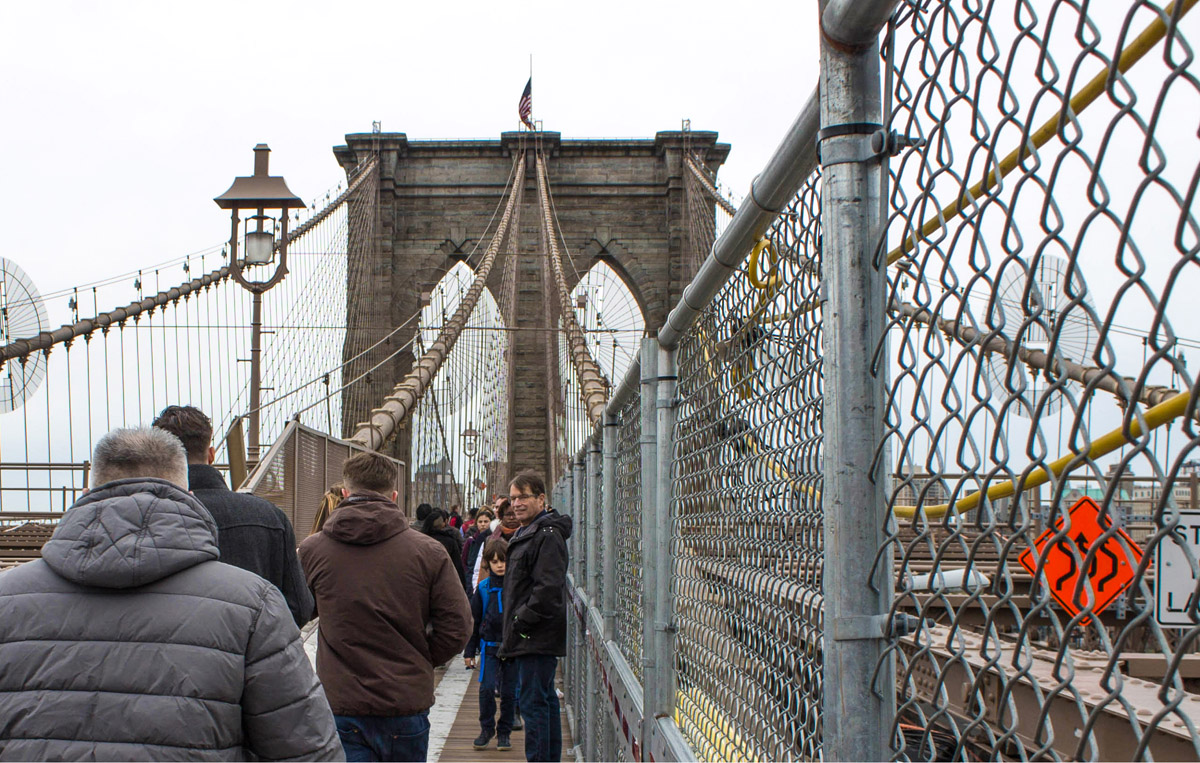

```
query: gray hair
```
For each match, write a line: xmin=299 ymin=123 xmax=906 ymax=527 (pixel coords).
xmin=91 ymin=427 xmax=189 ymax=489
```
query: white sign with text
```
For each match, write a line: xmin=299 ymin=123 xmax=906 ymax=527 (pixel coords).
xmin=1157 ymin=510 xmax=1200 ymax=627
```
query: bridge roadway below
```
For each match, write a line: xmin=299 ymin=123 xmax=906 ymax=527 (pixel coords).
xmin=301 ymin=621 xmax=575 ymax=762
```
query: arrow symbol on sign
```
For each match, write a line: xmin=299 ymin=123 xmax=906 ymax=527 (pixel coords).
xmin=1054 ymin=539 xmax=1078 ymax=593
xmin=1096 ymin=541 xmax=1121 ymax=591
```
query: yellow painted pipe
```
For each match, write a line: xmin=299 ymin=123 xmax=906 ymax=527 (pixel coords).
xmin=894 ymin=390 xmax=1194 ymax=519
xmin=886 ymin=0 xmax=1197 ymax=266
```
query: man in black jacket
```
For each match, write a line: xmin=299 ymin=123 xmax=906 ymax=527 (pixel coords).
xmin=154 ymin=405 xmax=314 ymax=627
xmin=498 ymin=470 xmax=572 ymax=763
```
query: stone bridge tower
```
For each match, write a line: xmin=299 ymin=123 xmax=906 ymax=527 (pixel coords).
xmin=334 ymin=130 xmax=728 ymax=505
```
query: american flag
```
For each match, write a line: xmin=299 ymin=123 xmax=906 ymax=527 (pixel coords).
xmin=518 ymin=77 xmax=533 ymax=128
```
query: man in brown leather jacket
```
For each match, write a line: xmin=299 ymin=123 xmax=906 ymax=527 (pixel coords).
xmin=299 ymin=451 xmax=472 ymax=762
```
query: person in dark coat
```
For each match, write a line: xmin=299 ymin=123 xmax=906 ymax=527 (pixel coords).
xmin=424 ymin=507 xmax=469 ymax=592
xmin=416 ymin=502 xmax=434 ymax=530
xmin=498 ymin=470 xmax=572 ymax=763
xmin=153 ymin=404 xmax=313 ymax=626
xmin=463 ymin=508 xmax=494 ymax=591
xmin=0 ymin=427 xmax=342 ymax=761
xmin=464 ymin=538 xmax=517 ymax=752
xmin=299 ymin=452 xmax=472 ymax=762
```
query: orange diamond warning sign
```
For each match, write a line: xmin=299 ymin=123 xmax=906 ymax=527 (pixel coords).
xmin=1017 ymin=496 xmax=1143 ymax=622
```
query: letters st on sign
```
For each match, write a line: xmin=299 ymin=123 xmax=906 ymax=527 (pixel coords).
xmin=1156 ymin=509 xmax=1200 ymax=627
xmin=1017 ymin=496 xmax=1143 ymax=624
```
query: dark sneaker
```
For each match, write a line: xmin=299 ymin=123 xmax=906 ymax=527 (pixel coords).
xmin=473 ymin=731 xmax=494 ymax=750
xmin=512 ymin=713 xmax=523 ymax=731
xmin=497 ymin=734 xmax=512 ymax=751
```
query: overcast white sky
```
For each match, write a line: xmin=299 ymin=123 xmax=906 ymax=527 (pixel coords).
xmin=0 ymin=0 xmax=816 ymax=304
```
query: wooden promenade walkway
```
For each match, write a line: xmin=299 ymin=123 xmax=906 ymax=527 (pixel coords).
xmin=302 ymin=623 xmax=575 ymax=762
xmin=431 ymin=664 xmax=574 ymax=762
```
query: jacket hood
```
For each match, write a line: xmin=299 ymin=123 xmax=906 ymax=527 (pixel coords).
xmin=323 ymin=492 xmax=409 ymax=545
xmin=515 ymin=508 xmax=573 ymax=543
xmin=42 ymin=478 xmax=219 ymax=589
xmin=543 ymin=508 xmax=573 ymax=538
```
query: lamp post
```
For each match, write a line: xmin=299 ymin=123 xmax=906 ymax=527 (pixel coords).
xmin=461 ymin=424 xmax=480 ymax=506
xmin=461 ymin=424 xmax=480 ymax=458
xmin=214 ymin=144 xmax=304 ymax=465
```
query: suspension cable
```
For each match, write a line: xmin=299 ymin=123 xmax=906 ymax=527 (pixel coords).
xmin=349 ymin=152 xmax=527 ymax=451
xmin=535 ymin=151 xmax=609 ymax=426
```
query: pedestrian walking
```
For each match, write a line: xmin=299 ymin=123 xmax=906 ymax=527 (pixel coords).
xmin=425 ymin=507 xmax=469 ymax=591
xmin=499 ymin=470 xmax=572 ymax=762
xmin=0 ymin=427 xmax=342 ymax=760
xmin=465 ymin=538 xmax=518 ymax=752
xmin=153 ymin=404 xmax=314 ymax=626
xmin=299 ymin=452 xmax=472 ymax=762
xmin=463 ymin=508 xmax=494 ymax=591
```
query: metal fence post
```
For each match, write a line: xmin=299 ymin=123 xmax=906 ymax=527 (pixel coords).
xmin=586 ymin=439 xmax=602 ymax=762
xmin=575 ymin=455 xmax=586 ymax=587
xmin=573 ymin=453 xmax=588 ymax=752
xmin=639 ymin=337 xmax=660 ymax=759
xmin=601 ymin=410 xmax=619 ymax=760
xmin=602 ymin=413 xmax=619 ymax=641
xmin=819 ymin=1 xmax=896 ymax=759
xmin=565 ymin=466 xmax=577 ymax=731
xmin=653 ymin=346 xmax=678 ymax=727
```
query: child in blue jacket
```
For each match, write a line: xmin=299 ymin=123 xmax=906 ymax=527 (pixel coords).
xmin=464 ymin=538 xmax=517 ymax=751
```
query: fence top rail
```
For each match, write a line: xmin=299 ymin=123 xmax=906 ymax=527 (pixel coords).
xmin=658 ymin=87 xmax=820 ymax=350
xmin=606 ymin=355 xmax=641 ymax=419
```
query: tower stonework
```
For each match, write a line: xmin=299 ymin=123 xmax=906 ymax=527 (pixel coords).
xmin=335 ymin=130 xmax=729 ymax=496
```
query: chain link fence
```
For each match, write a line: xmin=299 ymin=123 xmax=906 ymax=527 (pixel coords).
xmin=615 ymin=394 xmax=646 ymax=684
xmin=878 ymin=0 xmax=1200 ymax=759
xmin=671 ymin=169 xmax=825 ymax=762
xmin=554 ymin=0 xmax=1200 ymax=760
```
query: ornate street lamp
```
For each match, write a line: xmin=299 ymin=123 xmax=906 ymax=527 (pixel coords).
xmin=461 ymin=424 xmax=480 ymax=458
xmin=214 ymin=144 xmax=304 ymax=464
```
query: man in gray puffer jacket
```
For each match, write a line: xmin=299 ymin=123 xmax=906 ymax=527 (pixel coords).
xmin=0 ymin=427 xmax=344 ymax=761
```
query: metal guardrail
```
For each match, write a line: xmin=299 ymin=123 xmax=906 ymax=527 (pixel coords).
xmin=241 ymin=420 xmax=404 ymax=536
xmin=555 ymin=0 xmax=1200 ymax=759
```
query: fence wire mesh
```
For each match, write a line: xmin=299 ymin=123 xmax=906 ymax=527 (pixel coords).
xmin=672 ymin=170 xmax=825 ymax=762
xmin=574 ymin=466 xmax=588 ymax=746
xmin=615 ymin=393 xmax=646 ymax=683
xmin=877 ymin=0 xmax=1200 ymax=759
xmin=242 ymin=421 xmax=402 ymax=538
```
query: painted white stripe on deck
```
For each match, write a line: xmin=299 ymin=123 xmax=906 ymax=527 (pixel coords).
xmin=429 ymin=665 xmax=473 ymax=762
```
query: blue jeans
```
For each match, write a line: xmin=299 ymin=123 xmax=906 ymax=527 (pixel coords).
xmin=480 ymin=649 xmax=517 ymax=734
xmin=515 ymin=654 xmax=562 ymax=762
xmin=334 ymin=712 xmax=430 ymax=762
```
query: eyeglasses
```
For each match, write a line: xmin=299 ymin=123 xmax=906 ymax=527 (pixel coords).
xmin=509 ymin=493 xmax=538 ymax=502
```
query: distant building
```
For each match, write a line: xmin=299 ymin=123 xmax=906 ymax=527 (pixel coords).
xmin=411 ymin=456 xmax=463 ymax=510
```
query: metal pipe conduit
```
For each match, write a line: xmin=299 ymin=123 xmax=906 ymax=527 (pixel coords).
xmin=0 ymin=156 xmax=379 ymax=365
xmin=535 ymin=152 xmax=610 ymax=425
xmin=659 ymin=88 xmax=820 ymax=350
xmin=349 ymin=153 xmax=526 ymax=451
xmin=658 ymin=0 xmax=899 ymax=351
xmin=890 ymin=298 xmax=1193 ymax=422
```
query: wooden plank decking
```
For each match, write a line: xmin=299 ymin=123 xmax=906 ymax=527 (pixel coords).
xmin=434 ymin=665 xmax=573 ymax=762
xmin=302 ymin=623 xmax=574 ymax=762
